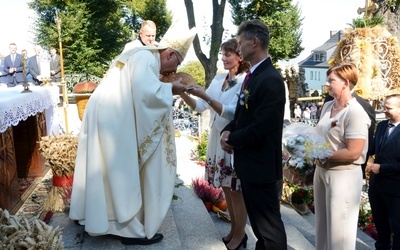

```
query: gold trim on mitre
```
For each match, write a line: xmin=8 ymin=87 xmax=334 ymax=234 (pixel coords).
xmin=158 ymin=21 xmax=196 ymax=60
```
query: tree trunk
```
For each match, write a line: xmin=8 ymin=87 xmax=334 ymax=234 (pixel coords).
xmin=184 ymin=0 xmax=226 ymax=88
xmin=373 ymin=0 xmax=400 ymax=40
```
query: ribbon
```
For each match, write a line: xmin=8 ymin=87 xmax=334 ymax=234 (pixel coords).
xmin=52 ymin=175 xmax=74 ymax=187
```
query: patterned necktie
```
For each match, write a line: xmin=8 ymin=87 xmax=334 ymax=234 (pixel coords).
xmin=241 ymin=71 xmax=251 ymax=90
xmin=381 ymin=122 xmax=394 ymax=147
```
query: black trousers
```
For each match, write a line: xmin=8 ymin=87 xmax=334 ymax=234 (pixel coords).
xmin=368 ymin=183 xmax=400 ymax=250
xmin=241 ymin=180 xmax=287 ymax=250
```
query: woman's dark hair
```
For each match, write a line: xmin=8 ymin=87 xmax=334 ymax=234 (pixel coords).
xmin=221 ymin=38 xmax=250 ymax=75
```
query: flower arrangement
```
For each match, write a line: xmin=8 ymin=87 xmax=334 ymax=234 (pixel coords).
xmin=282 ymin=179 xmax=314 ymax=214
xmin=192 ymin=178 xmax=224 ymax=211
xmin=282 ymin=123 xmax=333 ymax=186
xmin=238 ymin=89 xmax=250 ymax=109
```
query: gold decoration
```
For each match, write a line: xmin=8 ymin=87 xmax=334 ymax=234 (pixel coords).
xmin=330 ymin=26 xmax=400 ymax=100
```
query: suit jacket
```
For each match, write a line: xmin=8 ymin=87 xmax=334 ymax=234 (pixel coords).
xmin=2 ymin=53 xmax=24 ymax=84
xmin=369 ymin=120 xmax=400 ymax=196
xmin=222 ymin=57 xmax=285 ymax=184
xmin=50 ymin=54 xmax=61 ymax=82
xmin=29 ymin=55 xmax=42 ymax=85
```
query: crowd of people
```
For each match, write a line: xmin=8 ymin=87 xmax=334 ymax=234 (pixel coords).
xmin=293 ymin=101 xmax=320 ymax=123
xmin=0 ymin=43 xmax=61 ymax=87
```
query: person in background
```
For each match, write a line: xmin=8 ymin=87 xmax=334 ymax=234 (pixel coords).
xmin=310 ymin=102 xmax=318 ymax=120
xmin=123 ymin=20 xmax=157 ymax=52
xmin=2 ymin=43 xmax=24 ymax=87
xmin=220 ymin=19 xmax=287 ymax=249
xmin=69 ymin=23 xmax=196 ymax=245
xmin=303 ymin=106 xmax=311 ymax=123
xmin=180 ymin=38 xmax=250 ymax=249
xmin=315 ymin=62 xmax=370 ymax=249
xmin=367 ymin=94 xmax=400 ymax=250
xmin=50 ymin=47 xmax=61 ymax=82
xmin=29 ymin=45 xmax=43 ymax=85
xmin=0 ymin=53 xmax=6 ymax=83
xmin=21 ymin=49 xmax=33 ymax=83
xmin=294 ymin=103 xmax=302 ymax=122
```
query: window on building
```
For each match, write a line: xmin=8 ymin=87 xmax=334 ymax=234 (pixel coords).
xmin=310 ymin=71 xmax=313 ymax=80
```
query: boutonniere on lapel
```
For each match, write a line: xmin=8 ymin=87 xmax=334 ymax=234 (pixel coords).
xmin=330 ymin=120 xmax=338 ymax=130
xmin=238 ymin=89 xmax=251 ymax=109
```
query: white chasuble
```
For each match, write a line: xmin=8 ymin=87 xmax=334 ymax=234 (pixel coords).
xmin=69 ymin=48 xmax=177 ymax=239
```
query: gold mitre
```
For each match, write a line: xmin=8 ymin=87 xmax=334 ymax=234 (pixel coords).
xmin=158 ymin=21 xmax=197 ymax=60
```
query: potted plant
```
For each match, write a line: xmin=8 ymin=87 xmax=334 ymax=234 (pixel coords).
xmin=73 ymin=81 xmax=98 ymax=120
xmin=192 ymin=178 xmax=223 ymax=211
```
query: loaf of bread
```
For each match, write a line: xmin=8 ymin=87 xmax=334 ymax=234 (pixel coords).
xmin=73 ymin=81 xmax=98 ymax=93
xmin=160 ymin=72 xmax=195 ymax=86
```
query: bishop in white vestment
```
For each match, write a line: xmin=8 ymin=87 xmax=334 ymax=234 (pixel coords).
xmin=69 ymin=23 xmax=196 ymax=245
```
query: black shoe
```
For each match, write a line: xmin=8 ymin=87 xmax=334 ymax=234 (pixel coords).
xmin=120 ymin=233 xmax=163 ymax=245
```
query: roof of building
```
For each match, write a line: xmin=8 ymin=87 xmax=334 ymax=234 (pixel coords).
xmin=299 ymin=30 xmax=343 ymax=68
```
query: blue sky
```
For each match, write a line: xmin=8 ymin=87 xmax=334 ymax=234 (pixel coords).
xmin=2 ymin=0 xmax=365 ymax=64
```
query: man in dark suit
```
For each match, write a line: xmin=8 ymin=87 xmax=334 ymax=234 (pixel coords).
xmin=2 ymin=43 xmax=24 ymax=87
xmin=324 ymin=92 xmax=376 ymax=178
xmin=367 ymin=94 xmax=400 ymax=250
xmin=49 ymin=47 xmax=61 ymax=82
xmin=29 ymin=45 xmax=44 ymax=85
xmin=221 ymin=19 xmax=287 ymax=249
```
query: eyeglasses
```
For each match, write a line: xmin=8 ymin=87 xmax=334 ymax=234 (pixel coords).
xmin=383 ymin=106 xmax=396 ymax=111
xmin=174 ymin=52 xmax=181 ymax=66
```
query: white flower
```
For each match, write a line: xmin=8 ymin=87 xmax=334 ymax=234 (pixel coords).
xmin=282 ymin=123 xmax=333 ymax=175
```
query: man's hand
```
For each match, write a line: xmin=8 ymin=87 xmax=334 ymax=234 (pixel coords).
xmin=171 ymin=78 xmax=186 ymax=95
xmin=366 ymin=162 xmax=380 ymax=174
xmin=220 ymin=131 xmax=234 ymax=154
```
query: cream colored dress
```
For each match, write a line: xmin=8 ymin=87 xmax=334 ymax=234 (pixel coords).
xmin=194 ymin=73 xmax=245 ymax=190
xmin=69 ymin=48 xmax=177 ymax=239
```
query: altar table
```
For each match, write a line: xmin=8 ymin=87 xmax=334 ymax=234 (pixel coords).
xmin=0 ymin=85 xmax=59 ymax=212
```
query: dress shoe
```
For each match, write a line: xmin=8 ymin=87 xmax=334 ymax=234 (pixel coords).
xmin=226 ymin=233 xmax=248 ymax=250
xmin=120 ymin=233 xmax=163 ymax=245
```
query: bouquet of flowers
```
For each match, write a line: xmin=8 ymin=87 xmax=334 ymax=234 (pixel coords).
xmin=282 ymin=123 xmax=333 ymax=186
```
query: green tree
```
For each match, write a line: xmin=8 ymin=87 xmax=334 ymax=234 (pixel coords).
xmin=29 ymin=0 xmax=171 ymax=78
xmin=184 ymin=0 xmax=226 ymax=88
xmin=29 ymin=0 xmax=127 ymax=77
xmin=184 ymin=0 xmax=303 ymax=88
xmin=228 ymin=0 xmax=303 ymax=63
xmin=123 ymin=0 xmax=172 ymax=42
xmin=178 ymin=61 xmax=206 ymax=87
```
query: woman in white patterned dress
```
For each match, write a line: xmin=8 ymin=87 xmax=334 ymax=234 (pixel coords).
xmin=180 ymin=38 xmax=250 ymax=249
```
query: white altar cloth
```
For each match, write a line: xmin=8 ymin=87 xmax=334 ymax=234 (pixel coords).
xmin=0 ymin=85 xmax=60 ymax=134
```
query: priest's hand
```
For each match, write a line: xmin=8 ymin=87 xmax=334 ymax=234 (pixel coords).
xmin=171 ymin=79 xmax=186 ymax=95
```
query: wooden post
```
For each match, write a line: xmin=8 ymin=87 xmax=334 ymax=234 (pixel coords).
xmin=55 ymin=11 xmax=69 ymax=133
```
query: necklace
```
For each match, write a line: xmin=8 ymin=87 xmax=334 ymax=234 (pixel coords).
xmin=332 ymin=102 xmax=345 ymax=111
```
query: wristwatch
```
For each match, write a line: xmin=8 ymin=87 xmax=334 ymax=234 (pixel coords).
xmin=207 ymin=97 xmax=213 ymax=105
